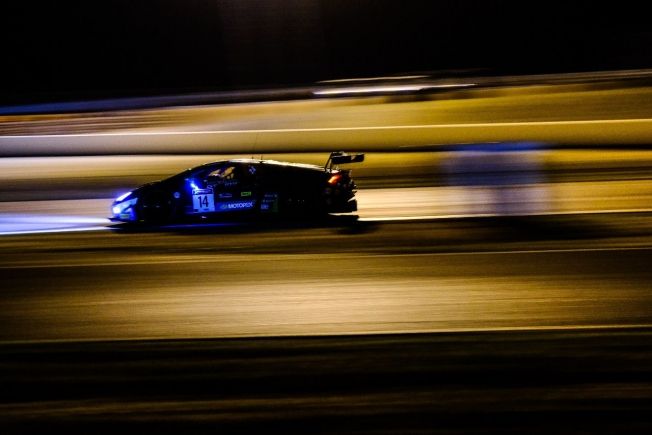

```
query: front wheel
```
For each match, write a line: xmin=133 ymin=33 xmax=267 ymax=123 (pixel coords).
xmin=138 ymin=192 xmax=174 ymax=224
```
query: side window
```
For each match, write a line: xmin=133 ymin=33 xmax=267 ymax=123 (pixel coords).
xmin=205 ymin=164 xmax=244 ymax=190
xmin=208 ymin=165 xmax=239 ymax=181
xmin=185 ymin=167 xmax=214 ymax=191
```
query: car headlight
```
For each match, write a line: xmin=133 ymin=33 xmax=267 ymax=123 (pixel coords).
xmin=112 ymin=195 xmax=138 ymax=219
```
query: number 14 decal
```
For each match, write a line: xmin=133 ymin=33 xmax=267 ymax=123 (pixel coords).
xmin=192 ymin=192 xmax=215 ymax=212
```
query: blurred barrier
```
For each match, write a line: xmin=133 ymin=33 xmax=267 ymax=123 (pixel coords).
xmin=443 ymin=142 xmax=549 ymax=216
xmin=2 ymin=68 xmax=651 ymax=116
xmin=2 ymin=118 xmax=652 ymax=156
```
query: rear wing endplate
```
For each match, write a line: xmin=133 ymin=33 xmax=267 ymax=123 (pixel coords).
xmin=325 ymin=151 xmax=365 ymax=170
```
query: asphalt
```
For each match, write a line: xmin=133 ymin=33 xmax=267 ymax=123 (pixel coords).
xmin=2 ymin=215 xmax=652 ymax=342
xmin=2 ymin=209 xmax=652 ymax=433
xmin=2 ymin=329 xmax=652 ymax=434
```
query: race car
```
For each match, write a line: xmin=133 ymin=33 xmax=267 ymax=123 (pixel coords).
xmin=111 ymin=151 xmax=364 ymax=224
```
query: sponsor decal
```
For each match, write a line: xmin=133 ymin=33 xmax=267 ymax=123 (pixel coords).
xmin=260 ymin=192 xmax=279 ymax=213
xmin=218 ymin=193 xmax=233 ymax=199
xmin=222 ymin=180 xmax=238 ymax=187
xmin=192 ymin=188 xmax=213 ymax=195
xmin=241 ymin=191 xmax=252 ymax=197
xmin=217 ymin=200 xmax=255 ymax=211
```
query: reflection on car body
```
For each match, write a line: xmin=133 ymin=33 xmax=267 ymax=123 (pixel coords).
xmin=110 ymin=152 xmax=364 ymax=224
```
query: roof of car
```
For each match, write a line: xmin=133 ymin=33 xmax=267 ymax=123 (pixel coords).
xmin=198 ymin=158 xmax=326 ymax=172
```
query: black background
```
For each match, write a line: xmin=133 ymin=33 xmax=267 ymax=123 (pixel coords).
xmin=2 ymin=0 xmax=651 ymax=105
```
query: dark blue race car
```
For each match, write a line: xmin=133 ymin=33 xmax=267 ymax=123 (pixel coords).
xmin=111 ymin=151 xmax=364 ymax=224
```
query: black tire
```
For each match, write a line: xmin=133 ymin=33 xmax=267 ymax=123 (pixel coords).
xmin=138 ymin=191 xmax=173 ymax=224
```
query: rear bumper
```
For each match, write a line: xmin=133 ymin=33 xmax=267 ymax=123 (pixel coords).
xmin=328 ymin=197 xmax=357 ymax=213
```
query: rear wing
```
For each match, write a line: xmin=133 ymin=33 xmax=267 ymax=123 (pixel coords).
xmin=324 ymin=151 xmax=365 ymax=170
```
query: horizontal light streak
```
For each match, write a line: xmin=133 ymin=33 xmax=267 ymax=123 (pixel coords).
xmin=313 ymin=83 xmax=474 ymax=96
xmin=3 ymin=117 xmax=652 ymax=138
xmin=318 ymin=75 xmax=430 ymax=83
xmin=1 ymin=207 xmax=652 ymax=237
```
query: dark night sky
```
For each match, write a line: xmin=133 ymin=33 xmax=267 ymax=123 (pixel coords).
xmin=2 ymin=0 xmax=651 ymax=105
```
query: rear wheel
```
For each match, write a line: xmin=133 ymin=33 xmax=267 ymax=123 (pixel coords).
xmin=281 ymin=196 xmax=329 ymax=220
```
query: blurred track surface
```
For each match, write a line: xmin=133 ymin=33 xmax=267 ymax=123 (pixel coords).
xmin=2 ymin=208 xmax=652 ymax=433
xmin=2 ymin=329 xmax=652 ymax=434
xmin=2 ymin=216 xmax=652 ymax=342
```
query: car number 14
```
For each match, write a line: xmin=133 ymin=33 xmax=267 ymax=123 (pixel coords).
xmin=192 ymin=192 xmax=215 ymax=212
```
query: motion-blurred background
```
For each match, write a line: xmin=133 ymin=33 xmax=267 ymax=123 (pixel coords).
xmin=2 ymin=1 xmax=652 ymax=433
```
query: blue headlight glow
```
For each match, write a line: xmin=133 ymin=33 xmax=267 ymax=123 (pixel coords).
xmin=112 ymin=196 xmax=139 ymax=220
xmin=115 ymin=191 xmax=132 ymax=202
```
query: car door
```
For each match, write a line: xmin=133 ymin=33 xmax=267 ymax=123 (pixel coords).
xmin=204 ymin=163 xmax=259 ymax=214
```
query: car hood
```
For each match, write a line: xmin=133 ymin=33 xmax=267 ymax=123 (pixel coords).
xmin=132 ymin=181 xmax=161 ymax=195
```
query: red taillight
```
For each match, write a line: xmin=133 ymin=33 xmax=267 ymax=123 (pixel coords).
xmin=328 ymin=174 xmax=342 ymax=185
